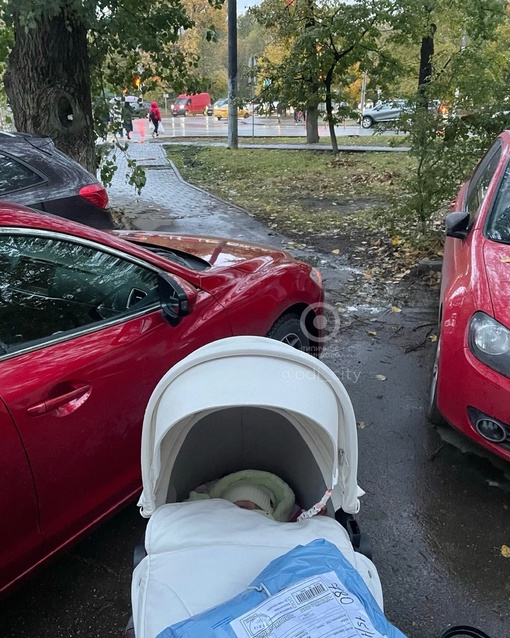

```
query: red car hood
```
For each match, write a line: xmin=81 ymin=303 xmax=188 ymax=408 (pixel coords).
xmin=112 ymin=231 xmax=293 ymax=270
xmin=483 ymin=239 xmax=510 ymax=325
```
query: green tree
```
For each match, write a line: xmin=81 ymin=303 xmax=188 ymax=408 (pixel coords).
xmin=1 ymin=0 xmax=221 ymax=171
xmin=392 ymin=0 xmax=508 ymax=234
xmin=252 ymin=0 xmax=402 ymax=148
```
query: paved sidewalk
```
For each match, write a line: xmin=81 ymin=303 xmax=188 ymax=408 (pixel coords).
xmin=107 ymin=140 xmax=359 ymax=294
xmin=108 ymin=141 xmax=284 ymax=243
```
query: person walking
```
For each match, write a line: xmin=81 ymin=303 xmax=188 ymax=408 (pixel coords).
xmin=148 ymin=101 xmax=162 ymax=137
xmin=122 ymin=101 xmax=134 ymax=140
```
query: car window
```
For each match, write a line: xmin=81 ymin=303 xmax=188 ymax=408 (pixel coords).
xmin=0 ymin=233 xmax=159 ymax=351
xmin=0 ymin=153 xmax=45 ymax=195
xmin=466 ymin=146 xmax=502 ymax=225
xmin=486 ymin=160 xmax=510 ymax=243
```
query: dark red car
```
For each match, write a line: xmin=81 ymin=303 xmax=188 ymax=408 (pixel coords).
xmin=429 ymin=130 xmax=510 ymax=461
xmin=0 ymin=205 xmax=324 ymax=595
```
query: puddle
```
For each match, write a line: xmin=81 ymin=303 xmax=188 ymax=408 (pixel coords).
xmin=345 ymin=304 xmax=387 ymax=315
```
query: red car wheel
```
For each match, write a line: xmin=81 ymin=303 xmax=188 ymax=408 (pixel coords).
xmin=428 ymin=335 xmax=446 ymax=425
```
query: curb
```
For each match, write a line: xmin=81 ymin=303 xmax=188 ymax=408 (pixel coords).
xmin=160 ymin=139 xmax=410 ymax=153
xmin=164 ymin=152 xmax=259 ymax=219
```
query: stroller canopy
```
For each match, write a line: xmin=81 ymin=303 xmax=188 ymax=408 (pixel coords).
xmin=138 ymin=336 xmax=361 ymax=517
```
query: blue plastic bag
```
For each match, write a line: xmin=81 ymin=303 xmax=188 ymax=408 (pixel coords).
xmin=156 ymin=538 xmax=408 ymax=638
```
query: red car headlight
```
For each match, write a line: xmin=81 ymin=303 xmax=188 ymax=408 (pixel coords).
xmin=468 ymin=311 xmax=510 ymax=376
xmin=310 ymin=267 xmax=322 ymax=287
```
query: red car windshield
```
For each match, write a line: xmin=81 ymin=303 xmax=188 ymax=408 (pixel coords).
xmin=486 ymin=159 xmax=510 ymax=243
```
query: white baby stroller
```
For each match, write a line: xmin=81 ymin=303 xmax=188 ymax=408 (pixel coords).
xmin=126 ymin=335 xmax=385 ymax=638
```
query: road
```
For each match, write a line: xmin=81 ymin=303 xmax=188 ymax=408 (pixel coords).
xmin=125 ymin=113 xmax=399 ymax=140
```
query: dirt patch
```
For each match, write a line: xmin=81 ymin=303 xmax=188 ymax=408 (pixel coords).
xmin=293 ymin=195 xmax=385 ymax=214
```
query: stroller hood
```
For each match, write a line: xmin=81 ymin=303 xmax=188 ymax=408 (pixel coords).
xmin=138 ymin=336 xmax=362 ymax=517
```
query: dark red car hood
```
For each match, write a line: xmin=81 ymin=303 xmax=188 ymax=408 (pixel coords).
xmin=483 ymin=238 xmax=510 ymax=325
xmin=112 ymin=230 xmax=293 ymax=269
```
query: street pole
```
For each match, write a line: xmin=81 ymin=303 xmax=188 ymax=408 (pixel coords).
xmin=360 ymin=71 xmax=367 ymax=127
xmin=248 ymin=56 xmax=257 ymax=140
xmin=227 ymin=0 xmax=238 ymax=149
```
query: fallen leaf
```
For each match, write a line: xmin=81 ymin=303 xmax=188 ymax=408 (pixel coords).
xmin=331 ymin=248 xmax=340 ymax=254
xmin=501 ymin=545 xmax=510 ymax=558
xmin=391 ymin=236 xmax=402 ymax=246
xmin=391 ymin=306 xmax=402 ymax=313
xmin=368 ymin=330 xmax=377 ymax=336
xmin=501 ymin=256 xmax=510 ymax=263
xmin=357 ymin=421 xmax=366 ymax=430
xmin=375 ymin=374 xmax=386 ymax=381
xmin=429 ymin=334 xmax=438 ymax=342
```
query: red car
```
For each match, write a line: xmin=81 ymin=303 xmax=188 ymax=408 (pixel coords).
xmin=429 ymin=130 xmax=510 ymax=461
xmin=0 ymin=204 xmax=324 ymax=595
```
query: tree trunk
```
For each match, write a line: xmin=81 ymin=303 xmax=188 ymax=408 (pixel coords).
xmin=417 ymin=23 xmax=436 ymax=104
xmin=303 ymin=0 xmax=320 ymax=145
xmin=4 ymin=8 xmax=96 ymax=173
xmin=306 ymin=106 xmax=320 ymax=143
xmin=325 ymin=71 xmax=338 ymax=155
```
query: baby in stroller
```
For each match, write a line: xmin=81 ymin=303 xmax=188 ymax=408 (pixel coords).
xmin=188 ymin=469 xmax=328 ymax=522
xmin=187 ymin=470 xmax=295 ymax=521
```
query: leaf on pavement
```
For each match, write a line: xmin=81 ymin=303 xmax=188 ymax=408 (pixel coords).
xmin=375 ymin=374 xmax=386 ymax=381
xmin=501 ymin=545 xmax=510 ymax=558
xmin=368 ymin=330 xmax=377 ymax=336
xmin=391 ymin=305 xmax=402 ymax=313
xmin=429 ymin=334 xmax=438 ymax=342
xmin=331 ymin=248 xmax=340 ymax=254
xmin=357 ymin=421 xmax=366 ymax=430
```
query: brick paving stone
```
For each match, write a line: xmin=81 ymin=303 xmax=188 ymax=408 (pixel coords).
xmin=106 ymin=141 xmax=286 ymax=245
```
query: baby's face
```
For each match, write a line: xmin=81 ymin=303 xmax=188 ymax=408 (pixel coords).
xmin=233 ymin=499 xmax=262 ymax=511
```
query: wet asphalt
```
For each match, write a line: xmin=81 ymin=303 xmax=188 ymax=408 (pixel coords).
xmin=1 ymin=146 xmax=509 ymax=638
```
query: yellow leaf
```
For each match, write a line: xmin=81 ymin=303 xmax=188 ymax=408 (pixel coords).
xmin=391 ymin=236 xmax=401 ymax=246
xmin=501 ymin=256 xmax=510 ymax=263
xmin=357 ymin=421 xmax=366 ymax=430
xmin=375 ymin=374 xmax=386 ymax=381
xmin=368 ymin=330 xmax=377 ymax=336
xmin=391 ymin=306 xmax=402 ymax=313
xmin=331 ymin=249 xmax=340 ymax=254
xmin=429 ymin=334 xmax=438 ymax=342
xmin=501 ymin=545 xmax=510 ymax=558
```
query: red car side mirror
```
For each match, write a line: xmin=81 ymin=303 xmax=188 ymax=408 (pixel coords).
xmin=445 ymin=211 xmax=470 ymax=240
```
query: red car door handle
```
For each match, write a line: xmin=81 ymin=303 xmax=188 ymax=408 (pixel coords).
xmin=27 ymin=385 xmax=92 ymax=416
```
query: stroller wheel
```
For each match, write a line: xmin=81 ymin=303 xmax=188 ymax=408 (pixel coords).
xmin=437 ymin=627 xmax=492 ymax=638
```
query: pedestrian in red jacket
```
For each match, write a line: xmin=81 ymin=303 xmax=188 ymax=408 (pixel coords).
xmin=148 ymin=101 xmax=162 ymax=137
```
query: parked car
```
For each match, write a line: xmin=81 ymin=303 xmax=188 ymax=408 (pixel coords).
xmin=0 ymin=204 xmax=324 ymax=596
xmin=0 ymin=132 xmax=113 ymax=229
xmin=361 ymin=100 xmax=409 ymax=129
xmin=130 ymin=101 xmax=150 ymax=118
xmin=213 ymin=99 xmax=251 ymax=120
xmin=429 ymin=130 xmax=510 ymax=462
xmin=172 ymin=93 xmax=211 ymax=117
xmin=109 ymin=96 xmax=149 ymax=118
xmin=210 ymin=97 xmax=227 ymax=117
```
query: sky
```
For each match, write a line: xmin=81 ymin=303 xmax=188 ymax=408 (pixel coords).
xmin=238 ymin=0 xmax=259 ymax=14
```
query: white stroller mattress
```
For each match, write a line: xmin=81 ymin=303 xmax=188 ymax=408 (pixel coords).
xmin=131 ymin=499 xmax=383 ymax=638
